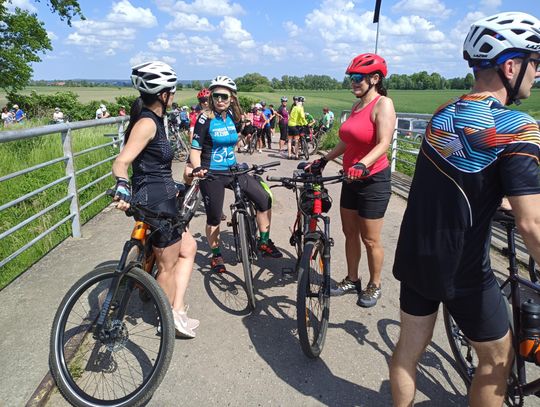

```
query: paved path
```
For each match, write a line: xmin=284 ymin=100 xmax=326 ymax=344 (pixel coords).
xmin=0 ymin=144 xmax=529 ymax=406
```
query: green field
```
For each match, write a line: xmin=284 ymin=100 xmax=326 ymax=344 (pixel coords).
xmin=2 ymin=87 xmax=539 ymax=119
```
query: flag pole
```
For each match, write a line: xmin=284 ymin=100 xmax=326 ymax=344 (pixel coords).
xmin=373 ymin=0 xmax=382 ymax=54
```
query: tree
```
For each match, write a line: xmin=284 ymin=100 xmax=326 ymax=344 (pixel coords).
xmin=234 ymin=73 xmax=271 ymax=91
xmin=0 ymin=1 xmax=84 ymax=92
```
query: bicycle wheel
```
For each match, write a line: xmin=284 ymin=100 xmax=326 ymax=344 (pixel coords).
xmin=248 ymin=134 xmax=257 ymax=155
xmin=443 ymin=306 xmax=476 ymax=386
xmin=297 ymin=238 xmax=329 ymax=358
xmin=529 ymin=256 xmax=540 ymax=284
xmin=238 ymin=213 xmax=256 ymax=310
xmin=174 ymin=136 xmax=189 ymax=162
xmin=50 ymin=266 xmax=175 ymax=407
xmin=307 ymin=135 xmax=319 ymax=155
xmin=301 ymin=137 xmax=310 ymax=160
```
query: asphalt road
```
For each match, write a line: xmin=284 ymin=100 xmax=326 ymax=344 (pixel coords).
xmin=1 ymin=140 xmax=536 ymax=406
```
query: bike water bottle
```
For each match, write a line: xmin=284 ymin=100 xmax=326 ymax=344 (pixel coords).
xmin=519 ymin=299 xmax=540 ymax=365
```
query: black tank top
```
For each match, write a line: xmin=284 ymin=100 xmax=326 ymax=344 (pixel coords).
xmin=131 ymin=108 xmax=177 ymax=208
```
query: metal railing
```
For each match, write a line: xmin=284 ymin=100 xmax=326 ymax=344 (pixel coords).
xmin=0 ymin=117 xmax=128 ymax=268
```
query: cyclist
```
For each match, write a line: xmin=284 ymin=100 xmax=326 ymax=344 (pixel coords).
xmin=179 ymin=105 xmax=190 ymax=131
xmin=168 ymin=102 xmax=181 ymax=134
xmin=320 ymin=107 xmax=333 ymax=132
xmin=287 ymin=96 xmax=307 ymax=159
xmin=190 ymin=88 xmax=210 ymax=139
xmin=276 ymin=96 xmax=289 ymax=156
xmin=190 ymin=75 xmax=283 ymax=274
xmin=252 ymin=104 xmax=267 ymax=154
xmin=389 ymin=12 xmax=540 ymax=407
xmin=307 ymin=53 xmax=395 ymax=308
xmin=260 ymin=101 xmax=274 ymax=149
xmin=111 ymin=61 xmax=199 ymax=339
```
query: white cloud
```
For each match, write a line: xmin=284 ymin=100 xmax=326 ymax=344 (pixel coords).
xmin=105 ymin=49 xmax=116 ymax=56
xmin=169 ymin=33 xmax=228 ymax=65
xmin=162 ymin=56 xmax=177 ymax=65
xmin=130 ymin=52 xmax=159 ymax=67
xmin=66 ymin=20 xmax=136 ymax=53
xmin=480 ymin=0 xmax=502 ymax=9
xmin=156 ymin=0 xmax=243 ymax=16
xmin=392 ymin=0 xmax=452 ymax=18
xmin=106 ymin=0 xmax=157 ymax=28
xmin=7 ymin=0 xmax=37 ymax=13
xmin=283 ymin=21 xmax=301 ymax=38
xmin=261 ymin=44 xmax=286 ymax=60
xmin=218 ymin=16 xmax=255 ymax=48
xmin=148 ymin=37 xmax=172 ymax=52
xmin=166 ymin=12 xmax=214 ymax=31
xmin=47 ymin=31 xmax=58 ymax=41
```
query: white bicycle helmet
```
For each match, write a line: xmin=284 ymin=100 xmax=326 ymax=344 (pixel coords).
xmin=130 ymin=61 xmax=177 ymax=94
xmin=209 ymin=75 xmax=237 ymax=92
xmin=463 ymin=12 xmax=540 ymax=66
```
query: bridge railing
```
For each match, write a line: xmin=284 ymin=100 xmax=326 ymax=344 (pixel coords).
xmin=0 ymin=117 xmax=128 ymax=269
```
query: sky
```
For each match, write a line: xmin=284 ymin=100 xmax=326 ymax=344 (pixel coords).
xmin=8 ymin=0 xmax=539 ymax=81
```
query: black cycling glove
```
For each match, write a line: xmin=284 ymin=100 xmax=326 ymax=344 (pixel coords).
xmin=309 ymin=157 xmax=328 ymax=174
xmin=114 ymin=177 xmax=131 ymax=202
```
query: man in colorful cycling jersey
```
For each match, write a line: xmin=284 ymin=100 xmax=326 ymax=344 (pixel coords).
xmin=190 ymin=76 xmax=283 ymax=274
xmin=390 ymin=12 xmax=540 ymax=407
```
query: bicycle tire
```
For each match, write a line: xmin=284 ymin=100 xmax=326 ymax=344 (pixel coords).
xmin=307 ymin=136 xmax=319 ymax=156
xmin=297 ymin=239 xmax=329 ymax=358
xmin=248 ymin=134 xmax=257 ymax=155
xmin=49 ymin=265 xmax=175 ymax=407
xmin=528 ymin=256 xmax=539 ymax=284
xmin=174 ymin=136 xmax=189 ymax=162
xmin=238 ymin=214 xmax=256 ymax=310
xmin=301 ymin=137 xmax=310 ymax=160
xmin=443 ymin=306 xmax=475 ymax=387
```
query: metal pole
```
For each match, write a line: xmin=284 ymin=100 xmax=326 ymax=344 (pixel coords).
xmin=375 ymin=21 xmax=380 ymax=54
xmin=62 ymin=129 xmax=82 ymax=238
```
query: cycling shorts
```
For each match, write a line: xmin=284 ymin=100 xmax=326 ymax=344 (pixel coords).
xmin=340 ymin=166 xmax=391 ymax=219
xmin=200 ymin=173 xmax=272 ymax=226
xmin=400 ymin=280 xmax=509 ymax=342
xmin=288 ymin=126 xmax=300 ymax=136
xmin=143 ymin=197 xmax=183 ymax=248
xmin=279 ymin=122 xmax=288 ymax=141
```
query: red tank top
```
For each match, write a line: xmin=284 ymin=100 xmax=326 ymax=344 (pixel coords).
xmin=339 ymin=95 xmax=389 ymax=174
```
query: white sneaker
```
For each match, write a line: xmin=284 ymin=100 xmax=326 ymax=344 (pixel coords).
xmin=173 ymin=309 xmax=197 ymax=338
xmin=176 ymin=305 xmax=200 ymax=330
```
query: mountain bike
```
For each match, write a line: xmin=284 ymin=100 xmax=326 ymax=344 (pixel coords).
xmin=267 ymin=166 xmax=343 ymax=358
xmin=49 ymin=189 xmax=193 ymax=407
xmin=168 ymin=121 xmax=190 ymax=162
xmin=205 ymin=161 xmax=280 ymax=310
xmin=444 ymin=209 xmax=540 ymax=406
xmin=297 ymin=127 xmax=311 ymax=160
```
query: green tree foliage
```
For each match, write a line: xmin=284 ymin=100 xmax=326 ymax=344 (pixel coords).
xmin=0 ymin=1 xmax=84 ymax=92
xmin=234 ymin=73 xmax=271 ymax=91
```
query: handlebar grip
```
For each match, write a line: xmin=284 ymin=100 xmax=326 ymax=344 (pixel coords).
xmin=266 ymin=175 xmax=284 ymax=182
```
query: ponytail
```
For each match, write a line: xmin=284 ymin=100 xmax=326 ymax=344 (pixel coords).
xmin=373 ymin=72 xmax=387 ymax=96
xmin=123 ymin=93 xmax=161 ymax=142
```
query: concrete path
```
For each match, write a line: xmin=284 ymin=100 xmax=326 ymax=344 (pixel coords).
xmin=0 ymin=143 xmax=529 ymax=406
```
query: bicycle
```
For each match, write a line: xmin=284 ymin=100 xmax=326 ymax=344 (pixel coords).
xmin=49 ymin=189 xmax=193 ymax=407
xmin=267 ymin=166 xmax=343 ymax=359
xmin=167 ymin=121 xmax=190 ymax=162
xmin=203 ymin=161 xmax=280 ymax=310
xmin=444 ymin=208 xmax=540 ymax=406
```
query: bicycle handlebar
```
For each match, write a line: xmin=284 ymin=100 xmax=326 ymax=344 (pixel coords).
xmin=106 ymin=189 xmax=178 ymax=222
xmin=266 ymin=172 xmax=344 ymax=184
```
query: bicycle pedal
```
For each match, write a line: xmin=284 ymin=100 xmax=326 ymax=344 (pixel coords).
xmin=329 ymin=238 xmax=334 ymax=247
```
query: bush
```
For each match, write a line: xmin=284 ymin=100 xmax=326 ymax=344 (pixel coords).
xmin=237 ymin=95 xmax=259 ymax=113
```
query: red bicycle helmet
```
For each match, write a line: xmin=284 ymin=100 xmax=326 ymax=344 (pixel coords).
xmin=346 ymin=53 xmax=387 ymax=77
xmin=197 ymin=88 xmax=210 ymax=100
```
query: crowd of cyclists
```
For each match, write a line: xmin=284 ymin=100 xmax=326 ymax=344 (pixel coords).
xmin=110 ymin=11 xmax=540 ymax=406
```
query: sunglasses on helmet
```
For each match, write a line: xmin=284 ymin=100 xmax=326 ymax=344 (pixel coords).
xmin=212 ymin=92 xmax=230 ymax=101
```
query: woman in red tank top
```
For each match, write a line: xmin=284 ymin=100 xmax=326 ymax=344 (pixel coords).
xmin=307 ymin=53 xmax=396 ymax=307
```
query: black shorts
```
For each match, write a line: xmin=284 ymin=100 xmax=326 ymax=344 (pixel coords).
xmin=340 ymin=166 xmax=391 ymax=219
xmin=200 ymin=172 xmax=272 ymax=226
xmin=400 ymin=281 xmax=509 ymax=342
xmin=279 ymin=122 xmax=288 ymax=141
xmin=144 ymin=197 xmax=182 ymax=249
xmin=288 ymin=126 xmax=299 ymax=136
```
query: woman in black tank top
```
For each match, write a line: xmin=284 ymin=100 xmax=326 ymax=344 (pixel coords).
xmin=112 ymin=61 xmax=199 ymax=339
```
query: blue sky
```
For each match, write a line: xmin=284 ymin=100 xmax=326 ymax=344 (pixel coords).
xmin=9 ymin=0 xmax=538 ymax=81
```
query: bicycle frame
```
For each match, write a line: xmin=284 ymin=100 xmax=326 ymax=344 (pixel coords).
xmin=496 ymin=214 xmax=540 ymax=397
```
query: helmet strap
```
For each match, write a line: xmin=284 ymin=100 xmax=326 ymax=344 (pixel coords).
xmin=496 ymin=56 xmax=530 ymax=106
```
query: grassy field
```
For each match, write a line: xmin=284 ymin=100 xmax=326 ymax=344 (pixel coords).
xmin=2 ymin=87 xmax=539 ymax=119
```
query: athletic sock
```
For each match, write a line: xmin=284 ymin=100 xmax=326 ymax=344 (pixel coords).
xmin=259 ymin=231 xmax=269 ymax=245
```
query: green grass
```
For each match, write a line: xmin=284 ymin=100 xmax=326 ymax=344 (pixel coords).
xmin=0 ymin=124 xmax=119 ymax=289
xmin=2 ymin=87 xmax=538 ymax=119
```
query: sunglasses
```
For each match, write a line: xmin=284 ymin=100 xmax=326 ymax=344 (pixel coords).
xmin=349 ymin=73 xmax=367 ymax=83
xmin=212 ymin=92 xmax=230 ymax=101
xmin=198 ymin=97 xmax=208 ymax=103
xmin=529 ymin=57 xmax=540 ymax=72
